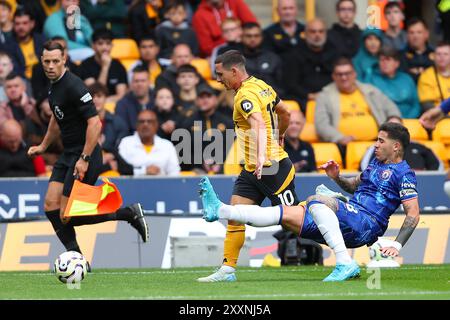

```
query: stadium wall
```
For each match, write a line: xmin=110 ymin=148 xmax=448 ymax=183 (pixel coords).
xmin=0 ymin=175 xmax=448 ymax=270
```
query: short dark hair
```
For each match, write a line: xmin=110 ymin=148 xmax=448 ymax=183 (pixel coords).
xmin=379 ymin=122 xmax=410 ymax=152
xmin=43 ymin=40 xmax=65 ymax=55
xmin=139 ymin=35 xmax=157 ymax=46
xmin=13 ymin=7 xmax=34 ymax=20
xmin=5 ymin=71 xmax=22 ymax=82
xmin=242 ymin=22 xmax=261 ymax=31
xmin=378 ymin=46 xmax=401 ymax=61
xmin=215 ymin=50 xmax=246 ymax=70
xmin=332 ymin=57 xmax=354 ymax=71
xmin=88 ymin=82 xmax=109 ymax=97
xmin=336 ymin=0 xmax=356 ymax=11
xmin=436 ymin=40 xmax=450 ymax=49
xmin=166 ymin=0 xmax=185 ymax=12
xmin=92 ymin=28 xmax=114 ymax=43
xmin=176 ymin=64 xmax=199 ymax=77
xmin=384 ymin=1 xmax=403 ymax=14
xmin=132 ymin=65 xmax=149 ymax=74
xmin=406 ymin=17 xmax=428 ymax=30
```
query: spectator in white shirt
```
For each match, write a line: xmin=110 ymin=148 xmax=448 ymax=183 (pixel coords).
xmin=118 ymin=110 xmax=180 ymax=176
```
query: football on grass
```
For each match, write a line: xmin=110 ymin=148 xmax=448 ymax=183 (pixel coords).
xmin=54 ymin=251 xmax=88 ymax=284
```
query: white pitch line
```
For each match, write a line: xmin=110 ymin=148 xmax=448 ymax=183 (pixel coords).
xmin=0 ymin=265 xmax=449 ymax=276
xmin=96 ymin=290 xmax=450 ymax=300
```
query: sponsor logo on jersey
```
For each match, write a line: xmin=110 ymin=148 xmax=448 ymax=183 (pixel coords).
xmin=80 ymin=92 xmax=93 ymax=103
xmin=54 ymin=106 xmax=64 ymax=120
xmin=240 ymin=100 xmax=253 ymax=113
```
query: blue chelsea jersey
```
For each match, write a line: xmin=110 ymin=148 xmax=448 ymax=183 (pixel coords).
xmin=349 ymin=158 xmax=418 ymax=230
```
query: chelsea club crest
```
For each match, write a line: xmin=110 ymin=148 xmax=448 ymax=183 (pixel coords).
xmin=381 ymin=169 xmax=392 ymax=181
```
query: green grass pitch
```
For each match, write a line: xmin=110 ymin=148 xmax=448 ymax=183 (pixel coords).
xmin=0 ymin=265 xmax=449 ymax=300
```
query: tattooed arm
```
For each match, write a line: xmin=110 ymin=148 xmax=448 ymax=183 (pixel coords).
xmin=319 ymin=160 xmax=362 ymax=194
xmin=333 ymin=174 xmax=362 ymax=195
xmin=381 ymin=198 xmax=420 ymax=257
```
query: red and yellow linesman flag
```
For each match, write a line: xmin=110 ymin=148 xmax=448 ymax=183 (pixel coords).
xmin=64 ymin=179 xmax=123 ymax=218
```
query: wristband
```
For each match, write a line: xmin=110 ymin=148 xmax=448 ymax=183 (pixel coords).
xmin=392 ymin=241 xmax=402 ymax=251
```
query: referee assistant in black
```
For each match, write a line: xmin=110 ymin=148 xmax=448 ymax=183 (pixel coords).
xmin=28 ymin=41 xmax=148 ymax=259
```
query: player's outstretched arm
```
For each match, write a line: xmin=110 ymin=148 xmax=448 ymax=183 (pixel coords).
xmin=381 ymin=198 xmax=420 ymax=257
xmin=28 ymin=114 xmax=60 ymax=157
xmin=248 ymin=112 xmax=267 ymax=180
xmin=319 ymin=160 xmax=361 ymax=194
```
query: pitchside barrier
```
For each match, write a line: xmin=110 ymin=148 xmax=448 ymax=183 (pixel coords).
xmin=0 ymin=174 xmax=448 ymax=271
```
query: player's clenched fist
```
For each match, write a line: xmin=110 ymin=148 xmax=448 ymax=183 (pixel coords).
xmin=319 ymin=160 xmax=340 ymax=180
xmin=27 ymin=145 xmax=45 ymax=158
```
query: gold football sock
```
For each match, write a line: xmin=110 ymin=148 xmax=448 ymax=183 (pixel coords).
xmin=223 ymin=224 xmax=246 ymax=268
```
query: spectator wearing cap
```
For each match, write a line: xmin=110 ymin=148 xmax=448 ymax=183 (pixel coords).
xmin=192 ymin=0 xmax=257 ymax=58
xmin=78 ymin=28 xmax=128 ymax=103
xmin=43 ymin=0 xmax=94 ymax=61
xmin=382 ymin=1 xmax=407 ymax=51
xmin=327 ymin=0 xmax=361 ymax=59
xmin=178 ymin=83 xmax=234 ymax=173
xmin=353 ymin=28 xmax=383 ymax=81
xmin=80 ymin=0 xmax=127 ymax=39
xmin=263 ymin=0 xmax=304 ymax=56
xmin=115 ymin=65 xmax=154 ymax=136
xmin=0 ymin=119 xmax=46 ymax=177
xmin=363 ymin=46 xmax=421 ymax=119
xmin=118 ymin=109 xmax=181 ymax=176
xmin=155 ymin=1 xmax=199 ymax=59
xmin=400 ymin=17 xmax=435 ymax=83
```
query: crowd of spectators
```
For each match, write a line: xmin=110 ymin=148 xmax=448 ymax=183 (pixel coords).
xmin=0 ymin=0 xmax=449 ymax=178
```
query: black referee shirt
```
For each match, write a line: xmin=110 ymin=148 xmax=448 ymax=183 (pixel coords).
xmin=48 ymin=70 xmax=98 ymax=149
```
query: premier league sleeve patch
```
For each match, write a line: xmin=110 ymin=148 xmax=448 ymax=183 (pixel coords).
xmin=240 ymin=100 xmax=254 ymax=113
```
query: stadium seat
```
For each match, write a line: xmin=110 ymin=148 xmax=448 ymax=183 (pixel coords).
xmin=100 ymin=170 xmax=120 ymax=177
xmin=432 ymin=118 xmax=450 ymax=145
xmin=421 ymin=141 xmax=449 ymax=168
xmin=104 ymin=102 xmax=116 ymax=113
xmin=402 ymin=119 xmax=429 ymax=142
xmin=311 ymin=142 xmax=343 ymax=169
xmin=224 ymin=140 xmax=244 ymax=175
xmin=345 ymin=141 xmax=374 ymax=171
xmin=111 ymin=38 xmax=139 ymax=60
xmin=300 ymin=123 xmax=319 ymax=143
xmin=305 ymin=100 xmax=315 ymax=123
xmin=191 ymin=58 xmax=212 ymax=80
xmin=120 ymin=58 xmax=138 ymax=72
xmin=283 ymin=100 xmax=300 ymax=112
xmin=180 ymin=171 xmax=197 ymax=176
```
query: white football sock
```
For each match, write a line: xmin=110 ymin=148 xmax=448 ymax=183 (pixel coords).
xmin=308 ymin=202 xmax=352 ymax=265
xmin=218 ymin=204 xmax=282 ymax=227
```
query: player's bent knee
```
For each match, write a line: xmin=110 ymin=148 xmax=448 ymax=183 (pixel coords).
xmin=306 ymin=195 xmax=323 ymax=205
xmin=44 ymin=197 xmax=61 ymax=212
xmin=228 ymin=220 xmax=245 ymax=226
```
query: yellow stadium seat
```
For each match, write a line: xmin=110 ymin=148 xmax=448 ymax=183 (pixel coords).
xmin=432 ymin=118 xmax=450 ymax=145
xmin=104 ymin=102 xmax=116 ymax=113
xmin=180 ymin=171 xmax=197 ymax=176
xmin=120 ymin=58 xmax=138 ymax=72
xmin=305 ymin=100 xmax=315 ymax=123
xmin=283 ymin=100 xmax=300 ymax=112
xmin=300 ymin=123 xmax=319 ymax=143
xmin=345 ymin=141 xmax=374 ymax=171
xmin=311 ymin=143 xmax=343 ymax=169
xmin=100 ymin=170 xmax=120 ymax=177
xmin=111 ymin=38 xmax=139 ymax=60
xmin=208 ymin=79 xmax=224 ymax=91
xmin=421 ymin=141 xmax=449 ymax=168
xmin=224 ymin=140 xmax=244 ymax=175
xmin=190 ymin=58 xmax=212 ymax=80
xmin=402 ymin=119 xmax=429 ymax=141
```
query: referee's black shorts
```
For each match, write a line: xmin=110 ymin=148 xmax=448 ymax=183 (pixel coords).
xmin=49 ymin=144 xmax=103 ymax=197
xmin=232 ymin=157 xmax=300 ymax=206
